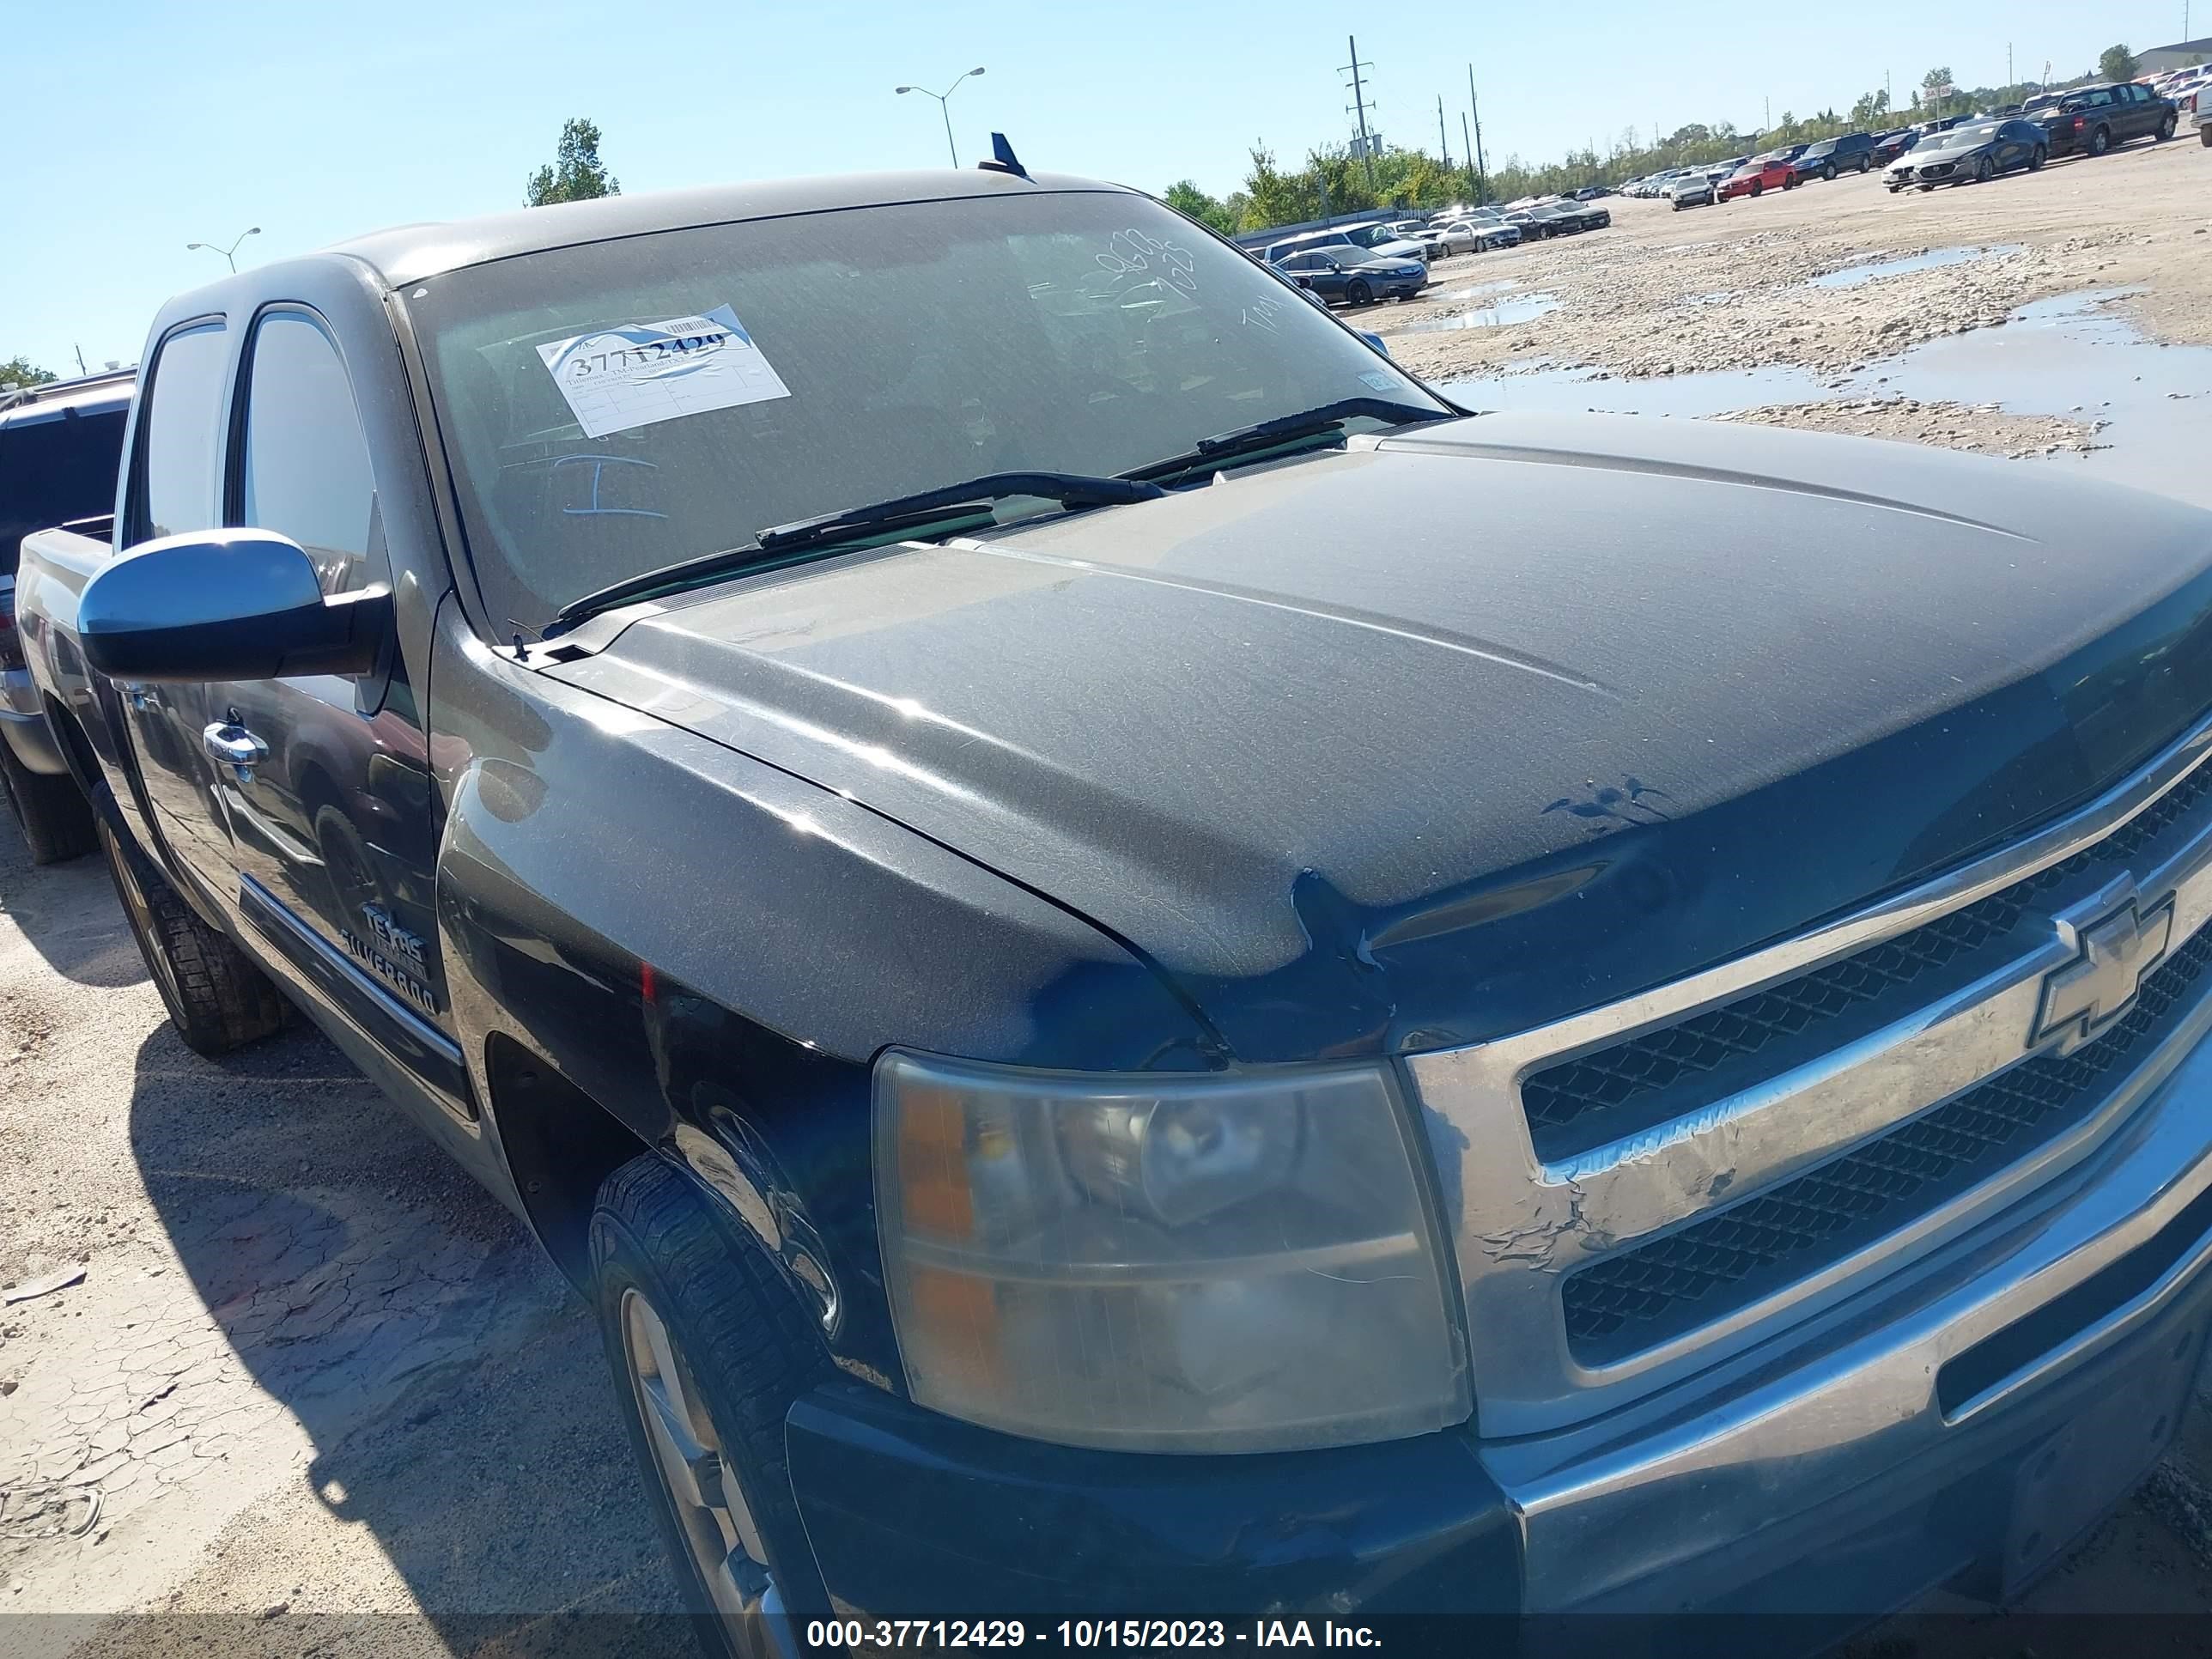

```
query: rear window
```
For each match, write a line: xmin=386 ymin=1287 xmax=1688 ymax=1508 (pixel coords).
xmin=0 ymin=409 xmax=127 ymax=574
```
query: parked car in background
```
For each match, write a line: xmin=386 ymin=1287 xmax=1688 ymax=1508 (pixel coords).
xmin=0 ymin=368 xmax=131 ymax=862
xmin=1438 ymin=212 xmax=1522 ymax=251
xmin=1790 ymin=132 xmax=1877 ymax=179
xmin=1272 ymin=246 xmax=1428 ymax=305
xmin=2034 ymin=83 xmax=2178 ymax=155
xmin=1872 ymin=128 xmax=1919 ymax=165
xmin=1665 ymin=171 xmax=1717 ymax=209
xmin=2200 ymin=94 xmax=2212 ymax=145
xmin=1548 ymin=197 xmax=1611 ymax=231
xmin=1720 ymin=152 xmax=1798 ymax=199
xmin=1261 ymin=222 xmax=1429 ymax=270
xmin=1885 ymin=118 xmax=2048 ymax=189
xmin=1573 ymin=185 xmax=1614 ymax=198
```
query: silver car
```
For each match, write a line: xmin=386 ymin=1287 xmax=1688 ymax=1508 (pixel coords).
xmin=1665 ymin=171 xmax=1717 ymax=210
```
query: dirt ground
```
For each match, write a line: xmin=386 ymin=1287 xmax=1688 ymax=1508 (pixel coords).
xmin=9 ymin=132 xmax=2212 ymax=1656
xmin=1372 ymin=134 xmax=2212 ymax=456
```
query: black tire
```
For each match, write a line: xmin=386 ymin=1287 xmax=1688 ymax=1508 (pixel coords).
xmin=1345 ymin=278 xmax=1372 ymax=307
xmin=2159 ymin=113 xmax=2177 ymax=141
xmin=592 ymin=1154 xmax=833 ymax=1658
xmin=0 ymin=743 xmax=97 ymax=865
xmin=2089 ymin=125 xmax=2112 ymax=155
xmin=2029 ymin=145 xmax=2047 ymax=170
xmin=2203 ymin=124 xmax=2212 ymax=148
xmin=1974 ymin=155 xmax=1994 ymax=183
xmin=1749 ymin=179 xmax=1763 ymax=197
xmin=1857 ymin=155 xmax=1870 ymax=173
xmin=99 ymin=820 xmax=285 ymax=1056
xmin=1822 ymin=161 xmax=1838 ymax=181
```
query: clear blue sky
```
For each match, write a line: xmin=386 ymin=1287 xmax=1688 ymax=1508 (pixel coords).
xmin=3 ymin=0 xmax=2185 ymax=374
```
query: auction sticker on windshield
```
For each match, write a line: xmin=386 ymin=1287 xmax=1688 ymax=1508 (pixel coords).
xmin=536 ymin=304 xmax=790 ymax=438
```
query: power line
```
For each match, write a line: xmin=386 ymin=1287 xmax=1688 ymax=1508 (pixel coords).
xmin=1340 ymin=35 xmax=1377 ymax=187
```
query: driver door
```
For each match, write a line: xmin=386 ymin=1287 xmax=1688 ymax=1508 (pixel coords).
xmin=206 ymin=306 xmax=450 ymax=1043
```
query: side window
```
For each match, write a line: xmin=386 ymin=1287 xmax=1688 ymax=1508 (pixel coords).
xmin=137 ymin=325 xmax=229 ymax=543
xmin=238 ymin=311 xmax=378 ymax=596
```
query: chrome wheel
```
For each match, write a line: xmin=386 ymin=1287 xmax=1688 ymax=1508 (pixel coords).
xmin=619 ymin=1287 xmax=779 ymax=1651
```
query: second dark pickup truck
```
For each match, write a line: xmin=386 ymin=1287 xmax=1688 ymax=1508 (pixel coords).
xmin=19 ymin=167 xmax=2212 ymax=1656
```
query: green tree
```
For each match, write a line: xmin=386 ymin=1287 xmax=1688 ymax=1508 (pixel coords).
xmin=2098 ymin=44 xmax=2138 ymax=82
xmin=1161 ymin=180 xmax=1237 ymax=235
xmin=0 ymin=355 xmax=57 ymax=390
xmin=1850 ymin=88 xmax=1890 ymax=125
xmin=525 ymin=117 xmax=620 ymax=207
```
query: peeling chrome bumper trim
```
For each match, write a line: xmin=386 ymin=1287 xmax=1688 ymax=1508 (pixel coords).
xmin=1484 ymin=1022 xmax=2212 ymax=1611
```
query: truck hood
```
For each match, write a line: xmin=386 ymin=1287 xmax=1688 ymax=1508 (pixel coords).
xmin=551 ymin=411 xmax=2212 ymax=1063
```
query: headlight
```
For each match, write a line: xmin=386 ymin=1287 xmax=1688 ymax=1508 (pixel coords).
xmin=874 ymin=1052 xmax=1468 ymax=1454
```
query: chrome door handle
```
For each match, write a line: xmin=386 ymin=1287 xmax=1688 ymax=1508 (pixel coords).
xmin=203 ymin=721 xmax=270 ymax=778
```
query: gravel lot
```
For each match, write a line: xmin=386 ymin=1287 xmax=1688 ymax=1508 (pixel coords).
xmin=8 ymin=133 xmax=2212 ymax=1652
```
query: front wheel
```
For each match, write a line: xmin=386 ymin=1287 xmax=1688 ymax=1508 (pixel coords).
xmin=592 ymin=1154 xmax=833 ymax=1659
xmin=1974 ymin=155 xmax=1995 ymax=183
xmin=0 ymin=743 xmax=97 ymax=865
xmin=1345 ymin=278 xmax=1373 ymax=307
xmin=2029 ymin=145 xmax=2047 ymax=170
xmin=99 ymin=820 xmax=285 ymax=1056
xmin=1749 ymin=179 xmax=1763 ymax=197
xmin=2160 ymin=113 xmax=2178 ymax=141
xmin=1823 ymin=162 xmax=1838 ymax=181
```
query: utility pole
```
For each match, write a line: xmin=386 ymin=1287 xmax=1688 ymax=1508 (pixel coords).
xmin=2008 ymin=42 xmax=2014 ymax=89
xmin=72 ymin=343 xmax=87 ymax=376
xmin=1341 ymin=35 xmax=1377 ymax=188
xmin=1462 ymin=112 xmax=1476 ymax=200
xmin=1437 ymin=94 xmax=1451 ymax=168
xmin=1467 ymin=64 xmax=1489 ymax=203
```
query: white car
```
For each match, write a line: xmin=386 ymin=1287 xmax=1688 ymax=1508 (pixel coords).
xmin=1449 ymin=213 xmax=1523 ymax=250
xmin=1665 ymin=172 xmax=1717 ymax=210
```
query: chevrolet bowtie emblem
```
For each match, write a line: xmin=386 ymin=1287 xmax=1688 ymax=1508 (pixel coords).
xmin=2033 ymin=894 xmax=2174 ymax=1052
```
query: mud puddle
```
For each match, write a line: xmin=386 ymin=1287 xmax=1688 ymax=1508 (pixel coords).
xmin=1809 ymin=244 xmax=2025 ymax=289
xmin=1401 ymin=293 xmax=1563 ymax=332
xmin=1441 ymin=290 xmax=2212 ymax=507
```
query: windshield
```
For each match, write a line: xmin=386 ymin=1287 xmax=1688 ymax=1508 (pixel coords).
xmin=1342 ymin=225 xmax=1396 ymax=246
xmin=410 ymin=191 xmax=1443 ymax=633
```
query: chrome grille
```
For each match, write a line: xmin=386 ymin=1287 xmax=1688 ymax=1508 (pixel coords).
xmin=1563 ymin=921 xmax=2212 ymax=1358
xmin=1407 ymin=714 xmax=2212 ymax=1439
xmin=1522 ymin=759 xmax=2212 ymax=1160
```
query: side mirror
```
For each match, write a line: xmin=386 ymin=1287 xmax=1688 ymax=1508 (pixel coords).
xmin=80 ymin=527 xmax=390 ymax=684
xmin=1359 ymin=331 xmax=1391 ymax=359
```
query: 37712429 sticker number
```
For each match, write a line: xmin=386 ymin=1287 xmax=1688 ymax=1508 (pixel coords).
xmin=535 ymin=302 xmax=791 ymax=439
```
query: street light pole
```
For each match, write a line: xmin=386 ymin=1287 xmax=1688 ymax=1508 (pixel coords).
xmin=184 ymin=226 xmax=261 ymax=272
xmin=893 ymin=68 xmax=986 ymax=167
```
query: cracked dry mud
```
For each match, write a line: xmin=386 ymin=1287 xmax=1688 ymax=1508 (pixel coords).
xmin=0 ymin=838 xmax=679 ymax=1654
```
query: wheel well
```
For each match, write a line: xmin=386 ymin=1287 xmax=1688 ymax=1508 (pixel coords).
xmin=42 ymin=696 xmax=112 ymax=822
xmin=484 ymin=1032 xmax=653 ymax=1291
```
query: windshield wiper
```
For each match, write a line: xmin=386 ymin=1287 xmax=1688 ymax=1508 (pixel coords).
xmin=754 ymin=471 xmax=1165 ymax=555
xmin=550 ymin=471 xmax=1165 ymax=628
xmin=1122 ymin=397 xmax=1461 ymax=483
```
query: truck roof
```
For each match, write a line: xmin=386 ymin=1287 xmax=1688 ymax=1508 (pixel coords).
xmin=0 ymin=367 xmax=134 ymax=426
xmin=321 ymin=167 xmax=1119 ymax=289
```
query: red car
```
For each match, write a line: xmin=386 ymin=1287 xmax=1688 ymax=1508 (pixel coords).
xmin=1718 ymin=152 xmax=1801 ymax=201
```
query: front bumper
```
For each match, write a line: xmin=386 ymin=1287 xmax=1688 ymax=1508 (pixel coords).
xmin=784 ymin=1025 xmax=2212 ymax=1627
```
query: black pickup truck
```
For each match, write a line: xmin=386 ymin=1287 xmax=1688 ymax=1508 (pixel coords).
xmin=20 ymin=167 xmax=2212 ymax=1654
xmin=0 ymin=368 xmax=131 ymax=860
